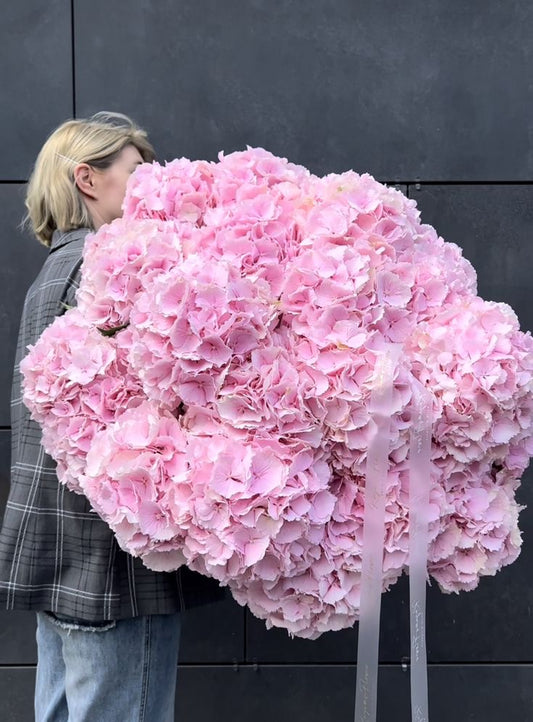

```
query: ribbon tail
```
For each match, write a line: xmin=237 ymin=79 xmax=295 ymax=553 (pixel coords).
xmin=409 ymin=380 xmax=433 ymax=722
xmin=354 ymin=348 xmax=400 ymax=722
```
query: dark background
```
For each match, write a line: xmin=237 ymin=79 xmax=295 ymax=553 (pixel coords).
xmin=1 ymin=2 xmax=533 ymax=720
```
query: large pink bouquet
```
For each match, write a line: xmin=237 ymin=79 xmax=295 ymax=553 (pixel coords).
xmin=22 ymin=149 xmax=533 ymax=638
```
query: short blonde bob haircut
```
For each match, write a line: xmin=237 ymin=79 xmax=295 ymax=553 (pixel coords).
xmin=25 ymin=111 xmax=155 ymax=246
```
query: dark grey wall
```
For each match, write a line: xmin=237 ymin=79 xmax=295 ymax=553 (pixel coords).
xmin=2 ymin=2 xmax=532 ymax=720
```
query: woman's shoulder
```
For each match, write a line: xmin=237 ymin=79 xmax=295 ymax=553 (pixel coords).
xmin=22 ymin=228 xmax=89 ymax=323
xmin=30 ymin=228 xmax=89 ymax=290
xmin=48 ymin=227 xmax=89 ymax=255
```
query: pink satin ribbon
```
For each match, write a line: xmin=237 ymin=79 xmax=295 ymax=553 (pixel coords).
xmin=355 ymin=349 xmax=400 ymax=722
xmin=354 ymin=357 xmax=432 ymax=722
xmin=408 ymin=380 xmax=432 ymax=722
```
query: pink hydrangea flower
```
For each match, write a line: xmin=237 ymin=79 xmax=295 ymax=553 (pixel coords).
xmin=21 ymin=147 xmax=533 ymax=638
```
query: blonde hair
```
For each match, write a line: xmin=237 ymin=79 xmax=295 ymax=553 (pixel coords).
xmin=25 ymin=112 xmax=155 ymax=246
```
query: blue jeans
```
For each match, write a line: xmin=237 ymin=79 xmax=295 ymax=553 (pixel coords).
xmin=35 ymin=611 xmax=181 ymax=722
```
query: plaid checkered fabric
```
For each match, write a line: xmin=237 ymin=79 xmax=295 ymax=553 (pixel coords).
xmin=0 ymin=228 xmax=222 ymax=620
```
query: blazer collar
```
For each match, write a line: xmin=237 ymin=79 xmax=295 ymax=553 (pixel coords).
xmin=49 ymin=227 xmax=90 ymax=253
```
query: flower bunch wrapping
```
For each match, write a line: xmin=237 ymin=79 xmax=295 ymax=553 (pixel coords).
xmin=21 ymin=148 xmax=533 ymax=638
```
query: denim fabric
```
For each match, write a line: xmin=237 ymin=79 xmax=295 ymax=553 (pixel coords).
xmin=35 ymin=610 xmax=181 ymax=722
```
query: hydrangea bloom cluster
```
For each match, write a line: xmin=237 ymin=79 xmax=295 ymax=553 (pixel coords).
xmin=21 ymin=148 xmax=533 ymax=638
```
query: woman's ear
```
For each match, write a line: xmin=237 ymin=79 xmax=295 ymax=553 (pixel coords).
xmin=74 ymin=163 xmax=98 ymax=199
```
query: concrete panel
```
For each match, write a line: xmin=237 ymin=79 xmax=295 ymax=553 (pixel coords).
xmin=179 ymin=596 xmax=245 ymax=664
xmin=413 ymin=184 xmax=533 ymax=330
xmin=0 ymin=611 xmax=37 ymax=666
xmin=1 ymin=1 xmax=72 ymax=180
xmin=175 ymin=664 xmax=533 ymax=722
xmin=75 ymin=1 xmax=532 ymax=180
xmin=0 ymin=667 xmax=35 ymax=722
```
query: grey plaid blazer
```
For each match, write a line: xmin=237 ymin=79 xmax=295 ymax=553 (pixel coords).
xmin=0 ymin=228 xmax=222 ymax=620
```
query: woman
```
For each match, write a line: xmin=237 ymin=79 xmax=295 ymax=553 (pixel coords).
xmin=0 ymin=112 xmax=222 ymax=722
